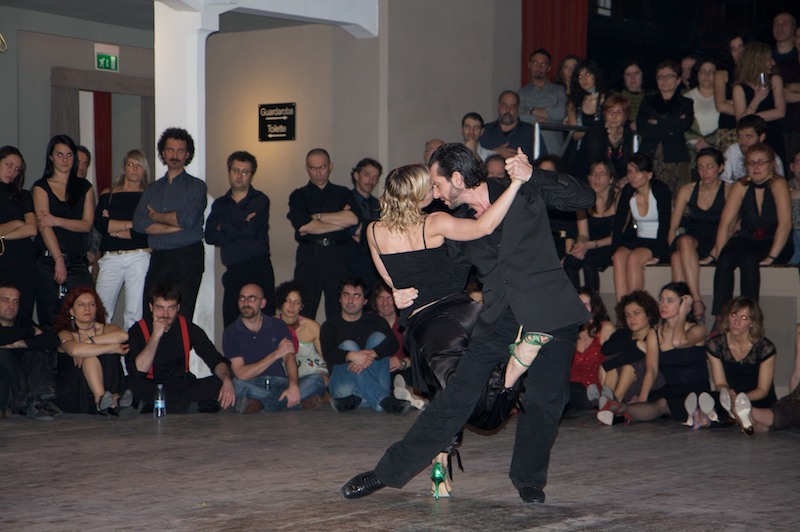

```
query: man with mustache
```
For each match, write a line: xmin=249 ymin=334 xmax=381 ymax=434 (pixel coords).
xmin=480 ymin=90 xmax=535 ymax=161
xmin=134 ymin=128 xmax=207 ymax=320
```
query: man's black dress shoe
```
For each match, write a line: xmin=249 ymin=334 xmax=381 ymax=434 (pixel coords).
xmin=341 ymin=470 xmax=386 ymax=499
xmin=519 ymin=486 xmax=545 ymax=503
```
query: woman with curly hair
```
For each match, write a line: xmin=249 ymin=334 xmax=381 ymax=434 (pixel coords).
xmin=366 ymin=152 xmax=536 ymax=498
xmin=53 ymin=286 xmax=132 ymax=417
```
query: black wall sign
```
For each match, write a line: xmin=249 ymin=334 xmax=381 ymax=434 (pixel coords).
xmin=259 ymin=103 xmax=296 ymax=142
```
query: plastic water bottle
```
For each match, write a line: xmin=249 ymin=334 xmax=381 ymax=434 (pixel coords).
xmin=154 ymin=384 xmax=166 ymax=418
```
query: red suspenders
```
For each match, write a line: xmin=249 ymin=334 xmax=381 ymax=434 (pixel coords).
xmin=136 ymin=315 xmax=191 ymax=379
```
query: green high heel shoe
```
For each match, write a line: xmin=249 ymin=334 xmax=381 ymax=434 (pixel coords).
xmin=430 ymin=462 xmax=449 ymax=500
xmin=508 ymin=328 xmax=554 ymax=367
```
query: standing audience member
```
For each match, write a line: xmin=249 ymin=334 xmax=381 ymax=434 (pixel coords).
xmin=205 ymin=151 xmax=275 ymax=327
xmin=615 ymin=60 xmax=646 ymax=125
xmin=637 ymin=60 xmax=694 ymax=192
xmin=53 ymin=287 xmax=132 ymax=417
xmin=771 ymin=12 xmax=800 ymax=160
xmin=275 ymin=281 xmax=328 ymax=388
xmin=287 ymin=148 xmax=358 ymax=320
xmin=519 ymin=48 xmax=568 ymax=156
xmin=0 ymin=146 xmax=37 ymax=324
xmin=733 ymin=42 xmax=786 ymax=162
xmin=714 ymin=33 xmax=748 ymax=152
xmin=680 ymin=55 xmax=699 ymax=91
xmin=0 ymin=284 xmax=60 ymax=420
xmin=565 ymin=60 xmax=607 ymax=156
xmin=480 ymin=90 xmax=535 ymax=160
xmin=564 ymin=161 xmax=618 ymax=291
xmin=76 ymin=146 xmax=100 ymax=268
xmin=685 ymin=60 xmax=721 ymax=158
xmin=347 ymin=158 xmax=383 ymax=288
xmin=611 ymin=154 xmax=672 ymax=301
xmin=788 ymin=150 xmax=800 ymax=264
xmin=223 ymin=284 xmax=324 ymax=414
xmin=556 ymin=54 xmax=580 ymax=98
xmin=669 ymin=148 xmax=728 ymax=324
xmin=320 ymin=277 xmax=405 ymax=414
xmin=33 ymin=135 xmax=95 ymax=327
xmin=711 ymin=143 xmax=792 ymax=324
xmin=126 ymin=283 xmax=236 ymax=414
xmin=461 ymin=113 xmax=494 ymax=161
xmin=134 ymin=128 xmax=206 ymax=321
xmin=94 ymin=150 xmax=151 ymax=330
xmin=721 ymin=114 xmax=785 ymax=183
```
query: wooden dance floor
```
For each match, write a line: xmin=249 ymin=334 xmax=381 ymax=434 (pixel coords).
xmin=1 ymin=407 xmax=798 ymax=531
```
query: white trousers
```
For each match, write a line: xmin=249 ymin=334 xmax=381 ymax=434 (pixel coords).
xmin=95 ymin=250 xmax=151 ymax=331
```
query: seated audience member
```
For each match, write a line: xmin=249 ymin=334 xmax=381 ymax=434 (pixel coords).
xmin=567 ymin=287 xmax=615 ymax=410
xmin=94 ymin=150 xmax=151 ymax=330
xmin=733 ymin=42 xmax=786 ymax=162
xmin=0 ymin=146 xmax=37 ymax=325
xmin=54 ymin=287 xmax=133 ymax=417
xmin=461 ymin=112 xmax=494 ymax=161
xmin=714 ymin=33 xmax=748 ymax=152
xmin=423 ymin=139 xmax=445 ymax=166
xmin=564 ymin=160 xmax=618 ymax=291
xmin=599 ymin=290 xmax=663 ymax=403
xmin=701 ymin=297 xmax=777 ymax=434
xmin=598 ymin=283 xmax=708 ymax=426
xmin=480 ymin=90 xmax=535 ymax=160
xmin=564 ymin=60 xmax=607 ymax=164
xmin=484 ymin=154 xmax=508 ymax=179
xmin=787 ymin=150 xmax=800 ymax=264
xmin=669 ymin=148 xmax=729 ymax=324
xmin=611 ymin=154 xmax=672 ymax=301
xmin=680 ymin=55 xmax=699 ymax=91
xmin=578 ymin=94 xmax=635 ymax=179
xmin=615 ymin=60 xmax=646 ymax=126
xmin=0 ymin=283 xmax=60 ymax=420
xmin=126 ymin=283 xmax=235 ymax=414
xmin=537 ymin=155 xmax=576 ymax=258
xmin=223 ymin=284 xmax=324 ymax=414
xmin=721 ymin=114 xmax=785 ymax=183
xmin=637 ymin=60 xmax=694 ymax=192
xmin=711 ymin=143 xmax=792 ymax=324
xmin=745 ymin=324 xmax=800 ymax=433
xmin=320 ymin=276 xmax=407 ymax=414
xmin=275 ymin=281 xmax=328 ymax=387
xmin=684 ymin=59 xmax=721 ymax=159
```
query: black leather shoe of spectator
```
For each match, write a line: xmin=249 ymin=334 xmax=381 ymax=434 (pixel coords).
xmin=331 ymin=395 xmax=362 ymax=412
xmin=380 ymin=396 xmax=411 ymax=415
xmin=341 ymin=470 xmax=386 ymax=499
xmin=519 ymin=486 xmax=546 ymax=503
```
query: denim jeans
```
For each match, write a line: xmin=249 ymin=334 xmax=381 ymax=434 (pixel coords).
xmin=234 ymin=373 xmax=325 ymax=412
xmin=328 ymin=355 xmax=391 ymax=412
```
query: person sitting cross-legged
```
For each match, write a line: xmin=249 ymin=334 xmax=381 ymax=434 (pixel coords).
xmin=320 ymin=276 xmax=407 ymax=414
xmin=224 ymin=283 xmax=325 ymax=414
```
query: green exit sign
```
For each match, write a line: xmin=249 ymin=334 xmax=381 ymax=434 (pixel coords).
xmin=96 ymin=53 xmax=119 ymax=72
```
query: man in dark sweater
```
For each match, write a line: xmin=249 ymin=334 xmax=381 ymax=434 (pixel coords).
xmin=0 ymin=283 xmax=60 ymax=420
xmin=320 ymin=276 xmax=408 ymax=414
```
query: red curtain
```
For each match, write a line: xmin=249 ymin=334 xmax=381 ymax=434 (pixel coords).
xmin=93 ymin=91 xmax=112 ymax=192
xmin=521 ymin=0 xmax=588 ymax=85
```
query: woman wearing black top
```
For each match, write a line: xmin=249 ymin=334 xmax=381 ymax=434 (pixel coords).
xmin=0 ymin=146 xmax=37 ymax=324
xmin=94 ymin=150 xmax=151 ymax=330
xmin=32 ymin=135 xmax=94 ymax=327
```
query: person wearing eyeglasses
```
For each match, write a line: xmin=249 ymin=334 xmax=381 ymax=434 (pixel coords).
xmin=720 ymin=114 xmax=785 ymax=183
xmin=637 ymin=60 xmax=695 ymax=193
xmin=206 ymin=151 xmax=275 ymax=327
xmin=711 ymin=143 xmax=792 ymax=330
xmin=133 ymin=128 xmax=207 ymax=321
xmin=222 ymin=283 xmax=324 ymax=414
xmin=94 ymin=150 xmax=151 ymax=330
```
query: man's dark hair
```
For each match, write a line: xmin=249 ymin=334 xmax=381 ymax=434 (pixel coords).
xmin=339 ymin=276 xmax=368 ymax=297
xmin=0 ymin=282 xmax=20 ymax=292
xmin=497 ymin=90 xmax=520 ymax=104
xmin=226 ymin=150 xmax=257 ymax=175
xmin=528 ymin=48 xmax=552 ymax=63
xmin=148 ymin=283 xmax=182 ymax=305
xmin=351 ymin=157 xmax=382 ymax=177
xmin=275 ymin=280 xmax=310 ymax=308
xmin=306 ymin=148 xmax=330 ymax=163
xmin=737 ymin=114 xmax=768 ymax=137
xmin=76 ymin=145 xmax=92 ymax=165
xmin=461 ymin=112 xmax=484 ymax=128
xmin=157 ymin=127 xmax=195 ymax=166
xmin=428 ymin=143 xmax=487 ymax=189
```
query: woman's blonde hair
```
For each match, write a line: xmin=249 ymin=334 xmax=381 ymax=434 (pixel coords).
xmin=735 ymin=42 xmax=772 ymax=86
xmin=112 ymin=149 xmax=150 ymax=190
xmin=379 ymin=164 xmax=429 ymax=233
